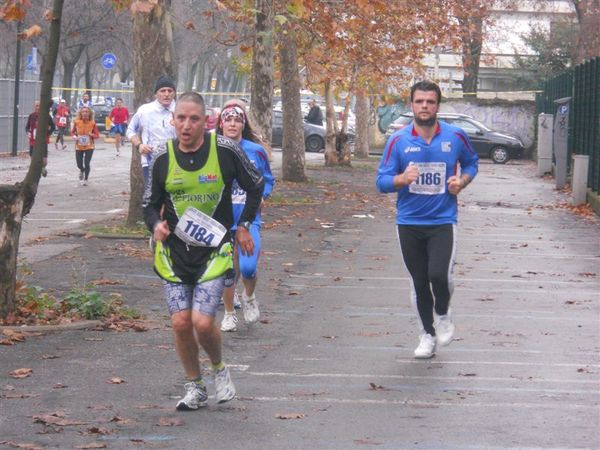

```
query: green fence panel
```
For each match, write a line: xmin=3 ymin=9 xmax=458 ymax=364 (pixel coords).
xmin=539 ymin=58 xmax=599 ymax=194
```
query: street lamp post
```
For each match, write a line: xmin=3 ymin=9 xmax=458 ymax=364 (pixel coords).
xmin=11 ymin=19 xmax=22 ymax=157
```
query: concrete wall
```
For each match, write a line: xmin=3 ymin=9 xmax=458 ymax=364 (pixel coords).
xmin=372 ymin=98 xmax=537 ymax=152
xmin=441 ymin=100 xmax=536 ymax=150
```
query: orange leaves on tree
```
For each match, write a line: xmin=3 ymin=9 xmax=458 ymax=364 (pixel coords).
xmin=0 ymin=0 xmax=29 ymax=21
xmin=18 ymin=24 xmax=42 ymax=40
xmin=129 ymin=0 xmax=157 ymax=14
xmin=43 ymin=9 xmax=53 ymax=21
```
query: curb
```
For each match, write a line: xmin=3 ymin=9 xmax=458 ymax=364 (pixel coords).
xmin=68 ymin=231 xmax=148 ymax=240
xmin=1 ymin=320 xmax=102 ymax=333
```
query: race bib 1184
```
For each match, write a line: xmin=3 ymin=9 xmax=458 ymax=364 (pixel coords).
xmin=174 ymin=207 xmax=227 ymax=247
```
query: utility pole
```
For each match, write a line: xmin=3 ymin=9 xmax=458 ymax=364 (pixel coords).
xmin=11 ymin=18 xmax=23 ymax=156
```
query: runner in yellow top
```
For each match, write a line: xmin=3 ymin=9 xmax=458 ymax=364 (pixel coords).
xmin=143 ymin=92 xmax=264 ymax=411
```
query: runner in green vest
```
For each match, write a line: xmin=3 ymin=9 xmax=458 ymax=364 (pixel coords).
xmin=143 ymin=92 xmax=264 ymax=411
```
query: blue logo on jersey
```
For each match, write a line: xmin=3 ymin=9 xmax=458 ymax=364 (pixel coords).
xmin=199 ymin=174 xmax=218 ymax=183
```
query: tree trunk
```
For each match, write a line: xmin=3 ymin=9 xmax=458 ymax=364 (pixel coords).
xmin=279 ymin=21 xmax=306 ymax=182
xmin=324 ymin=79 xmax=338 ymax=166
xmin=459 ymin=15 xmax=483 ymax=97
xmin=62 ymin=60 xmax=75 ymax=106
xmin=85 ymin=57 xmax=92 ymax=93
xmin=0 ymin=0 xmax=64 ymax=320
xmin=0 ymin=186 xmax=23 ymax=319
xmin=249 ymin=0 xmax=274 ymax=155
xmin=195 ymin=57 xmax=205 ymax=91
xmin=354 ymin=90 xmax=369 ymax=159
xmin=184 ymin=61 xmax=197 ymax=91
xmin=127 ymin=0 xmax=177 ymax=227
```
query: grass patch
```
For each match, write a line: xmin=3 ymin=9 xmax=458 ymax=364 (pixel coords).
xmin=86 ymin=221 xmax=150 ymax=237
xmin=1 ymin=266 xmax=143 ymax=326
xmin=268 ymin=193 xmax=320 ymax=206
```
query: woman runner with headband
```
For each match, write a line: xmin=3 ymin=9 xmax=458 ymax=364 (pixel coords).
xmin=217 ymin=99 xmax=275 ymax=331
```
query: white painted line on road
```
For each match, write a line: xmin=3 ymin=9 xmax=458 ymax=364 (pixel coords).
xmin=392 ymin=358 xmax=600 ymax=369
xmin=349 ymin=345 xmax=598 ymax=358
xmin=470 ymin=251 xmax=599 ymax=260
xmin=284 ymin=283 xmax=599 ymax=296
xmin=66 ymin=219 xmax=86 ymax=224
xmin=288 ymin=273 xmax=599 ymax=286
xmin=247 ymin=371 xmax=599 ymax=385
xmin=242 ymin=395 xmax=597 ymax=410
xmin=31 ymin=209 xmax=124 ymax=214
xmin=340 ymin=311 xmax=596 ymax=322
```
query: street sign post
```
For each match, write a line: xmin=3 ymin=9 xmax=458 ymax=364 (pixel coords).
xmin=101 ymin=53 xmax=117 ymax=70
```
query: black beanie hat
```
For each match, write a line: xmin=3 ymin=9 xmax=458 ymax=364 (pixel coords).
xmin=154 ymin=75 xmax=176 ymax=93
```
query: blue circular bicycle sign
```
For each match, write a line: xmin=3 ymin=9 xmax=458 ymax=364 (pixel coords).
xmin=101 ymin=53 xmax=117 ymax=70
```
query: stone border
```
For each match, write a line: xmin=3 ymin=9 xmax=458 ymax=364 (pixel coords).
xmin=1 ymin=320 xmax=102 ymax=333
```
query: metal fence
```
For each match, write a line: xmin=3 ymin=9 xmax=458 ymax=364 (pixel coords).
xmin=536 ymin=57 xmax=600 ymax=194
xmin=573 ymin=57 xmax=600 ymax=194
xmin=0 ymin=78 xmax=41 ymax=155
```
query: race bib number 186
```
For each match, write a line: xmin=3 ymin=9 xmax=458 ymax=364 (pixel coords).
xmin=408 ymin=162 xmax=446 ymax=195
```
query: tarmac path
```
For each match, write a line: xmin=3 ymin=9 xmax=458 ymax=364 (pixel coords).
xmin=0 ymin=146 xmax=599 ymax=449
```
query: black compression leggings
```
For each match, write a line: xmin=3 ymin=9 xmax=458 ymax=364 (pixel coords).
xmin=397 ymin=224 xmax=455 ymax=336
xmin=75 ymin=149 xmax=94 ymax=180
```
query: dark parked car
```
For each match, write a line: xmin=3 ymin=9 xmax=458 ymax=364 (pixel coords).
xmin=92 ymin=104 xmax=111 ymax=133
xmin=385 ymin=112 xmax=525 ymax=164
xmin=271 ymin=108 xmax=355 ymax=152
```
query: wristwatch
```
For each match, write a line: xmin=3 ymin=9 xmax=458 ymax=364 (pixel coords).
xmin=238 ymin=221 xmax=251 ymax=230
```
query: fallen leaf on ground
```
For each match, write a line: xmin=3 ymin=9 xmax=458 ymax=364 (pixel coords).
xmin=156 ymin=416 xmax=185 ymax=426
xmin=368 ymin=382 xmax=389 ymax=391
xmin=108 ymin=415 xmax=132 ymax=424
xmin=53 ymin=384 xmax=67 ymax=389
xmin=275 ymin=413 xmax=306 ymax=419
xmin=84 ymin=338 xmax=103 ymax=341
xmin=89 ymin=279 xmax=122 ymax=286
xmin=85 ymin=426 xmax=112 ymax=435
xmin=75 ymin=443 xmax=106 ymax=449
xmin=322 ymin=335 xmax=337 ymax=339
xmin=458 ymin=372 xmax=477 ymax=377
xmin=354 ymin=438 xmax=383 ymax=445
xmin=41 ymin=354 xmax=60 ymax=360
xmin=33 ymin=413 xmax=86 ymax=426
xmin=0 ymin=441 xmax=42 ymax=450
xmin=3 ymin=330 xmax=25 ymax=341
xmin=0 ymin=339 xmax=14 ymax=345
xmin=287 ymin=291 xmax=300 ymax=296
xmin=9 ymin=368 xmax=32 ymax=379
xmin=106 ymin=377 xmax=125 ymax=384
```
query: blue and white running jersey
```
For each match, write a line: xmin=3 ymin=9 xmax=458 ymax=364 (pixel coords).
xmin=231 ymin=138 xmax=275 ymax=229
xmin=376 ymin=121 xmax=479 ymax=225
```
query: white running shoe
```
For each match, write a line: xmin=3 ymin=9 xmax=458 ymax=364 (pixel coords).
xmin=220 ymin=312 xmax=238 ymax=332
xmin=435 ymin=314 xmax=455 ymax=346
xmin=242 ymin=292 xmax=260 ymax=324
xmin=214 ymin=366 xmax=236 ymax=403
xmin=414 ymin=333 xmax=436 ymax=359
xmin=176 ymin=382 xmax=208 ymax=411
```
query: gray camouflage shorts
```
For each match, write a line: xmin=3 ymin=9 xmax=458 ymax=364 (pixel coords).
xmin=163 ymin=276 xmax=229 ymax=316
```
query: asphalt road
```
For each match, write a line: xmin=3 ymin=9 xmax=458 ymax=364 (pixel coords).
xmin=0 ymin=143 xmax=599 ymax=449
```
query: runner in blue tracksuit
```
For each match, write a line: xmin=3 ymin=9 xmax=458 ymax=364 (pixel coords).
xmin=217 ymin=100 xmax=275 ymax=331
xmin=376 ymin=80 xmax=478 ymax=359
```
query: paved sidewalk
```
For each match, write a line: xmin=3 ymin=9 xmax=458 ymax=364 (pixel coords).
xmin=0 ymin=155 xmax=599 ymax=450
